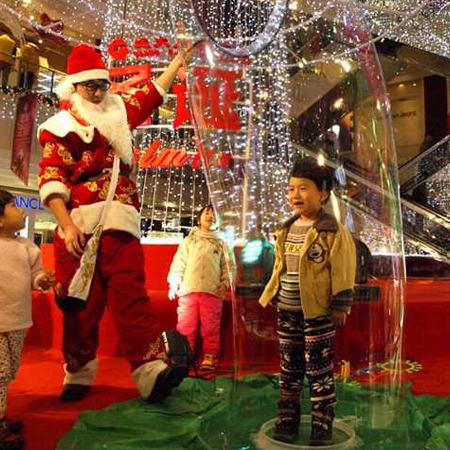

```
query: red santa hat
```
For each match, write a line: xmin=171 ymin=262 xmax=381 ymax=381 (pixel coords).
xmin=56 ymin=44 xmax=110 ymax=100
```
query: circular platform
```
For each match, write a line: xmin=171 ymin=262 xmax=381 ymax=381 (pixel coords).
xmin=254 ymin=415 xmax=360 ymax=450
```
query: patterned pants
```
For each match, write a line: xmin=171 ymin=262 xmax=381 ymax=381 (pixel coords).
xmin=0 ymin=330 xmax=26 ymax=416
xmin=277 ymin=309 xmax=335 ymax=431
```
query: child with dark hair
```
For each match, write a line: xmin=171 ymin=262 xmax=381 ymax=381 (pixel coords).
xmin=259 ymin=158 xmax=356 ymax=446
xmin=0 ymin=189 xmax=54 ymax=450
xmin=167 ymin=204 xmax=231 ymax=378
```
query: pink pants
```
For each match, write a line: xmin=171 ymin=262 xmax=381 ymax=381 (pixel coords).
xmin=177 ymin=292 xmax=223 ymax=356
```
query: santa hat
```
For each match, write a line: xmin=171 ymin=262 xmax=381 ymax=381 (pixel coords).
xmin=56 ymin=44 xmax=110 ymax=100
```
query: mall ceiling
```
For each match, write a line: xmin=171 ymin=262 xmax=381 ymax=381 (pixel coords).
xmin=0 ymin=0 xmax=449 ymax=59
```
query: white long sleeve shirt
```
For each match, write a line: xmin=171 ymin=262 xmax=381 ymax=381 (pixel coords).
xmin=0 ymin=237 xmax=45 ymax=332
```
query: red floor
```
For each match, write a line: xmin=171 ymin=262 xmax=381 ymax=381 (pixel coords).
xmin=7 ymin=247 xmax=450 ymax=450
xmin=9 ymin=350 xmax=136 ymax=450
xmin=8 ymin=350 xmax=450 ymax=450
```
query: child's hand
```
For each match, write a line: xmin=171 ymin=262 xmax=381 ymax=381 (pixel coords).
xmin=168 ymin=284 xmax=179 ymax=301
xmin=37 ymin=270 xmax=55 ymax=291
xmin=330 ymin=309 xmax=347 ymax=327
xmin=217 ymin=283 xmax=228 ymax=299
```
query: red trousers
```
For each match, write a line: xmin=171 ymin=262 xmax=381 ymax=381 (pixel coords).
xmin=54 ymin=230 xmax=160 ymax=373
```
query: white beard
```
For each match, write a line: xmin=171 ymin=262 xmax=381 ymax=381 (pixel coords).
xmin=71 ymin=93 xmax=133 ymax=165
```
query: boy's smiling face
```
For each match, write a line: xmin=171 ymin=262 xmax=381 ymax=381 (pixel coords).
xmin=288 ymin=177 xmax=328 ymax=220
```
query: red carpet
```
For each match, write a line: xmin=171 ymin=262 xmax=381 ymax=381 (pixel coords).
xmin=6 ymin=245 xmax=450 ymax=449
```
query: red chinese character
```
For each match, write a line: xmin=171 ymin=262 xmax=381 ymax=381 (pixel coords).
xmin=133 ymin=37 xmax=154 ymax=58
xmin=172 ymin=83 xmax=191 ymax=129
xmin=193 ymin=67 xmax=242 ymax=131
xmin=108 ymin=38 xmax=129 ymax=60
xmin=109 ymin=64 xmax=152 ymax=94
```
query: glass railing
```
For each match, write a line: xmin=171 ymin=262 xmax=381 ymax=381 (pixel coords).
xmin=399 ymin=134 xmax=450 ymax=195
xmin=0 ymin=49 xmax=65 ymax=95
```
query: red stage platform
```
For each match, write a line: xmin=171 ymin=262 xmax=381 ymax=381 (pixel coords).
xmin=7 ymin=244 xmax=450 ymax=449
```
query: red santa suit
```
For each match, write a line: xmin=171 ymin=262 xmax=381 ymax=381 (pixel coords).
xmin=37 ymin=45 xmax=180 ymax=400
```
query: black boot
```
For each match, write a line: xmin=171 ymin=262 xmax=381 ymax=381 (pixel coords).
xmin=60 ymin=384 xmax=91 ymax=402
xmin=162 ymin=330 xmax=193 ymax=369
xmin=147 ymin=331 xmax=192 ymax=403
xmin=0 ymin=419 xmax=23 ymax=435
xmin=310 ymin=406 xmax=334 ymax=446
xmin=273 ymin=398 xmax=301 ymax=443
xmin=0 ymin=420 xmax=24 ymax=450
xmin=147 ymin=365 xmax=187 ymax=402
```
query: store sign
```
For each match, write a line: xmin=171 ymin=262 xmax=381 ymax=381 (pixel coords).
xmin=138 ymin=139 xmax=232 ymax=170
xmin=14 ymin=195 xmax=44 ymax=210
xmin=106 ymin=37 xmax=242 ymax=131
xmin=192 ymin=67 xmax=242 ymax=131
xmin=107 ymin=37 xmax=177 ymax=60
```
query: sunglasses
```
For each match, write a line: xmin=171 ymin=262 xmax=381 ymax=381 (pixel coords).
xmin=77 ymin=80 xmax=111 ymax=92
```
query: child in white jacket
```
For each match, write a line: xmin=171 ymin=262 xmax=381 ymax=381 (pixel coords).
xmin=168 ymin=204 xmax=230 ymax=378
xmin=0 ymin=189 xmax=54 ymax=450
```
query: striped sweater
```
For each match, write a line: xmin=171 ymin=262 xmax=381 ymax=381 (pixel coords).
xmin=278 ymin=222 xmax=311 ymax=311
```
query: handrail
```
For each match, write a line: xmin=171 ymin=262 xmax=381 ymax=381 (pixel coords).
xmin=401 ymin=198 xmax=450 ymax=231
xmin=398 ymin=133 xmax=450 ymax=174
xmin=347 ymin=195 xmax=450 ymax=263
xmin=0 ymin=49 xmax=66 ymax=76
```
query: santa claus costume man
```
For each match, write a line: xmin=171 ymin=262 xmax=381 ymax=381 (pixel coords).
xmin=38 ymin=44 xmax=192 ymax=402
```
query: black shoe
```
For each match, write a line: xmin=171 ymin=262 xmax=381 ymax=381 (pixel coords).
xmin=60 ymin=384 xmax=91 ymax=402
xmin=310 ymin=408 xmax=334 ymax=446
xmin=162 ymin=330 xmax=192 ymax=368
xmin=0 ymin=421 xmax=24 ymax=450
xmin=0 ymin=419 xmax=23 ymax=435
xmin=310 ymin=434 xmax=333 ymax=446
xmin=273 ymin=427 xmax=298 ymax=443
xmin=147 ymin=365 xmax=187 ymax=403
xmin=273 ymin=399 xmax=300 ymax=443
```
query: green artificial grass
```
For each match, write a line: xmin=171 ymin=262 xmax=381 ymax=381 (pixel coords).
xmin=57 ymin=375 xmax=450 ymax=450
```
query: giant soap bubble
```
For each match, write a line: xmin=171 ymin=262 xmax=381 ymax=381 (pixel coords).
xmin=169 ymin=0 xmax=406 ymax=448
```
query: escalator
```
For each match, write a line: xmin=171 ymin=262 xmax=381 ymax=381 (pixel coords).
xmin=399 ymin=134 xmax=450 ymax=195
xmin=295 ymin=143 xmax=450 ymax=263
xmin=349 ymin=156 xmax=450 ymax=262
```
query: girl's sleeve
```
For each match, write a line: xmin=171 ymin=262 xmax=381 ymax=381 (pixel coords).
xmin=27 ymin=241 xmax=46 ymax=289
xmin=167 ymin=238 xmax=188 ymax=286
xmin=220 ymin=243 xmax=235 ymax=288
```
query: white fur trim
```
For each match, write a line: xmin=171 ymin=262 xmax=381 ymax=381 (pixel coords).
xmin=38 ymin=101 xmax=133 ymax=165
xmin=39 ymin=180 xmax=70 ymax=205
xmin=68 ymin=201 xmax=141 ymax=239
xmin=55 ymin=77 xmax=75 ymax=101
xmin=63 ymin=359 xmax=98 ymax=386
xmin=68 ymin=69 xmax=110 ymax=84
xmin=38 ymin=110 xmax=95 ymax=144
xmin=153 ymin=81 xmax=167 ymax=103
xmin=131 ymin=359 xmax=167 ymax=399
